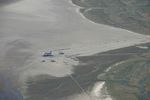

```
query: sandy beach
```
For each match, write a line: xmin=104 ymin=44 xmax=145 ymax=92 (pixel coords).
xmin=0 ymin=0 xmax=150 ymax=100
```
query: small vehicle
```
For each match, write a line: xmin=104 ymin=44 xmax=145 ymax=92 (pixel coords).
xmin=51 ymin=59 xmax=56 ymax=62
xmin=42 ymin=60 xmax=46 ymax=62
xmin=42 ymin=51 xmax=54 ymax=57
xmin=59 ymin=51 xmax=64 ymax=55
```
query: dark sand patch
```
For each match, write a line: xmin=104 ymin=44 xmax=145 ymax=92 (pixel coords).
xmin=0 ymin=0 xmax=21 ymax=6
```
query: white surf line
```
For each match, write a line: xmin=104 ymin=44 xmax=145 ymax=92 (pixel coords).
xmin=105 ymin=67 xmax=112 ymax=73
xmin=67 ymin=0 xmax=150 ymax=37
xmin=67 ymin=0 xmax=100 ymax=25
xmin=92 ymin=82 xmax=112 ymax=100
xmin=93 ymin=61 xmax=128 ymax=99
xmin=1 ymin=52 xmax=142 ymax=57
xmin=98 ymin=53 xmax=142 ymax=56
xmin=84 ymin=7 xmax=104 ymax=13
xmin=92 ymin=82 xmax=105 ymax=97
xmin=68 ymin=0 xmax=143 ymax=32
xmin=136 ymin=46 xmax=149 ymax=49
xmin=68 ymin=74 xmax=93 ymax=100
xmin=105 ymin=60 xmax=126 ymax=73
xmin=91 ymin=53 xmax=140 ymax=57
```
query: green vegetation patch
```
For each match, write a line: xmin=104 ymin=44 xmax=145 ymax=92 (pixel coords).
xmin=98 ymin=58 xmax=150 ymax=100
xmin=72 ymin=0 xmax=150 ymax=34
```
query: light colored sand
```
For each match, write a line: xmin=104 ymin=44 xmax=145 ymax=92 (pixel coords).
xmin=136 ymin=45 xmax=149 ymax=49
xmin=64 ymin=81 xmax=112 ymax=100
xmin=0 ymin=0 xmax=150 ymax=81
xmin=91 ymin=82 xmax=112 ymax=100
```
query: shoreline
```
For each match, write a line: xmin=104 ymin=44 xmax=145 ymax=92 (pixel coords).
xmin=69 ymin=0 xmax=150 ymax=35
xmin=0 ymin=0 xmax=150 ymax=99
xmin=2 ymin=0 xmax=150 ymax=57
xmin=68 ymin=0 xmax=98 ymax=25
xmin=0 ymin=0 xmax=150 ymax=81
xmin=66 ymin=0 xmax=150 ymax=57
xmin=74 ymin=42 xmax=150 ymax=100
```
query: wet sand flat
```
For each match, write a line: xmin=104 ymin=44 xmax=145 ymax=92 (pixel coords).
xmin=0 ymin=0 xmax=150 ymax=100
